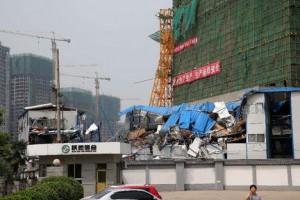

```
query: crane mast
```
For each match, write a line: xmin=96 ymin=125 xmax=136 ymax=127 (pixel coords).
xmin=149 ymin=9 xmax=174 ymax=107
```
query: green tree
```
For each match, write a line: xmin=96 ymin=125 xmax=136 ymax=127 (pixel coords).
xmin=0 ymin=109 xmax=27 ymax=195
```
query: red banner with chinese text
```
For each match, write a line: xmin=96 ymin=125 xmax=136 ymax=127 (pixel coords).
xmin=174 ymin=36 xmax=198 ymax=53
xmin=172 ymin=61 xmax=221 ymax=87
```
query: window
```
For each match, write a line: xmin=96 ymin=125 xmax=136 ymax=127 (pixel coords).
xmin=248 ymin=134 xmax=265 ymax=143
xmin=110 ymin=191 xmax=154 ymax=200
xmin=68 ymin=164 xmax=82 ymax=183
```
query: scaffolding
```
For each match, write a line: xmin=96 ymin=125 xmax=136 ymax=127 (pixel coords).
xmin=172 ymin=0 xmax=300 ymax=105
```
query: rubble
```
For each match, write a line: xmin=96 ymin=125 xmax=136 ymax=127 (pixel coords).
xmin=120 ymin=101 xmax=244 ymax=160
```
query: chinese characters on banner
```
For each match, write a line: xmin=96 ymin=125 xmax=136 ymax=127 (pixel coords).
xmin=172 ymin=61 xmax=221 ymax=87
xmin=174 ymin=36 xmax=198 ymax=53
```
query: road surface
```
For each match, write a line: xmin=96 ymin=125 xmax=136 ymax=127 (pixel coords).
xmin=160 ymin=190 xmax=300 ymax=200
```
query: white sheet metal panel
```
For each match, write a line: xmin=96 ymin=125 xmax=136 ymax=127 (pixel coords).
xmin=224 ymin=166 xmax=253 ymax=186
xmin=291 ymin=92 xmax=300 ymax=159
xmin=256 ymin=166 xmax=288 ymax=186
xmin=247 ymin=143 xmax=267 ymax=159
xmin=184 ymin=167 xmax=215 ymax=184
xmin=149 ymin=168 xmax=176 ymax=184
xmin=227 ymin=143 xmax=246 ymax=159
xmin=246 ymin=93 xmax=267 ymax=159
xmin=28 ymin=110 xmax=78 ymax=130
xmin=291 ymin=165 xmax=300 ymax=186
xmin=122 ymin=169 xmax=146 ymax=184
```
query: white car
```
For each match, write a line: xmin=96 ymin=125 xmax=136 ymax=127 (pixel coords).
xmin=81 ymin=188 xmax=161 ymax=200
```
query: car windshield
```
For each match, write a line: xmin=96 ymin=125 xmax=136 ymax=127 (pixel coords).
xmin=91 ymin=188 xmax=111 ymax=199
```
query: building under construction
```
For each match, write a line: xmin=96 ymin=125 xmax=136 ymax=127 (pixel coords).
xmin=9 ymin=53 xmax=54 ymax=140
xmin=172 ymin=0 xmax=300 ymax=105
xmin=61 ymin=87 xmax=120 ymax=142
xmin=0 ymin=42 xmax=10 ymax=132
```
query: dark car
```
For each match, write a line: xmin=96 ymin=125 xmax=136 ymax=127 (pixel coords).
xmin=111 ymin=185 xmax=162 ymax=199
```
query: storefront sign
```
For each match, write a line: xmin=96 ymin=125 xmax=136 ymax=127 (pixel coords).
xmin=172 ymin=61 xmax=221 ymax=87
xmin=174 ymin=36 xmax=198 ymax=53
xmin=62 ymin=144 xmax=97 ymax=153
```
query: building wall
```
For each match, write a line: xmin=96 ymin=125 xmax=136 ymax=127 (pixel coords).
xmin=10 ymin=54 xmax=54 ymax=140
xmin=172 ymin=0 xmax=300 ymax=105
xmin=292 ymin=92 xmax=300 ymax=159
xmin=123 ymin=160 xmax=300 ymax=191
xmin=18 ymin=110 xmax=79 ymax=143
xmin=0 ymin=42 xmax=10 ymax=132
xmin=246 ymin=93 xmax=267 ymax=159
xmin=61 ymin=88 xmax=121 ymax=142
xmin=39 ymin=154 xmax=123 ymax=197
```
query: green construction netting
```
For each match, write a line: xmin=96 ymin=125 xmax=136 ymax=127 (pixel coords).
xmin=173 ymin=0 xmax=198 ymax=41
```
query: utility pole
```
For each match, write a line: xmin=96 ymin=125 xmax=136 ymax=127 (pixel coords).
xmin=95 ymin=72 xmax=100 ymax=123
xmin=56 ymin=48 xmax=62 ymax=143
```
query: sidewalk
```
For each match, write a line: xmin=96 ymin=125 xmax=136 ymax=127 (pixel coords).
xmin=160 ymin=190 xmax=300 ymax=200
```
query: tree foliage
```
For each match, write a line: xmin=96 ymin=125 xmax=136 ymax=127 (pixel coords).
xmin=0 ymin=109 xmax=28 ymax=195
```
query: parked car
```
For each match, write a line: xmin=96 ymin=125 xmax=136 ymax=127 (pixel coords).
xmin=111 ymin=185 xmax=162 ymax=199
xmin=80 ymin=188 xmax=161 ymax=200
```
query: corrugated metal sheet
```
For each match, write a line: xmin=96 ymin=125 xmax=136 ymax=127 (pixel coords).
xmin=119 ymin=105 xmax=144 ymax=116
xmin=198 ymin=102 xmax=215 ymax=111
xmin=179 ymin=110 xmax=191 ymax=129
xmin=244 ymin=87 xmax=300 ymax=96
xmin=225 ymin=101 xmax=241 ymax=111
xmin=192 ymin=112 xmax=216 ymax=134
xmin=143 ymin=106 xmax=171 ymax=115
xmin=162 ymin=113 xmax=180 ymax=130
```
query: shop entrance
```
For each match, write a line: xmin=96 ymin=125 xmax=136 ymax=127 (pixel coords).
xmin=96 ymin=164 xmax=107 ymax=192
xmin=266 ymin=92 xmax=293 ymax=158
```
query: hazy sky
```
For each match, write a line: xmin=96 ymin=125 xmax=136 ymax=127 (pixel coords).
xmin=0 ymin=0 xmax=172 ymax=111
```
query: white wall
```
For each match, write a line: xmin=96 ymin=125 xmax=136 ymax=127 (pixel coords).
xmin=247 ymin=143 xmax=267 ymax=159
xmin=28 ymin=110 xmax=78 ymax=129
xmin=184 ymin=167 xmax=215 ymax=184
xmin=122 ymin=169 xmax=146 ymax=184
xmin=291 ymin=92 xmax=300 ymax=159
xmin=224 ymin=166 xmax=253 ymax=186
xmin=227 ymin=144 xmax=246 ymax=159
xmin=149 ymin=169 xmax=176 ymax=184
xmin=291 ymin=165 xmax=300 ymax=186
xmin=256 ymin=166 xmax=288 ymax=186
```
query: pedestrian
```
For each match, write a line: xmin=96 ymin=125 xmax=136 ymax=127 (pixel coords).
xmin=244 ymin=184 xmax=262 ymax=200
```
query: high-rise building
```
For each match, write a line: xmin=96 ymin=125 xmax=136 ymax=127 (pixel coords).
xmin=172 ymin=0 xmax=300 ymax=105
xmin=0 ymin=42 xmax=10 ymax=132
xmin=61 ymin=87 xmax=120 ymax=142
xmin=9 ymin=53 xmax=54 ymax=140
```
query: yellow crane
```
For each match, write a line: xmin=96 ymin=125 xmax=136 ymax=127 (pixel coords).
xmin=60 ymin=73 xmax=110 ymax=123
xmin=0 ymin=29 xmax=71 ymax=143
xmin=149 ymin=9 xmax=174 ymax=107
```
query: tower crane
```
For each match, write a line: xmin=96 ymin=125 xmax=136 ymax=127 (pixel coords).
xmin=60 ymin=73 xmax=110 ymax=123
xmin=0 ymin=29 xmax=71 ymax=143
xmin=149 ymin=9 xmax=174 ymax=107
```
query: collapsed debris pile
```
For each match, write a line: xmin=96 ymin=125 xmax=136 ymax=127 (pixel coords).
xmin=120 ymin=101 xmax=245 ymax=160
